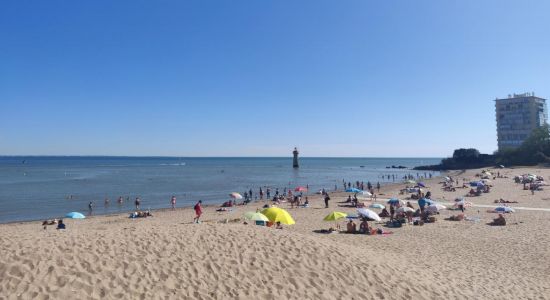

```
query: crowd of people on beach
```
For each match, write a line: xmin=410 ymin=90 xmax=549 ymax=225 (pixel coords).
xmin=51 ymin=168 xmax=550 ymax=232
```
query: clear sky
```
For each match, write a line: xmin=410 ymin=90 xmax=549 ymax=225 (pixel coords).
xmin=1 ymin=0 xmax=549 ymax=157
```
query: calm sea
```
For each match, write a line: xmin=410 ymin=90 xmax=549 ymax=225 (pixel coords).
xmin=0 ymin=157 xmax=441 ymax=223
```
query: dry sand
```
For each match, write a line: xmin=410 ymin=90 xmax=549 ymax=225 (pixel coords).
xmin=1 ymin=167 xmax=550 ymax=299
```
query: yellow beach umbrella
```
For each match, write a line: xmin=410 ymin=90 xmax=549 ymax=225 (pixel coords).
xmin=323 ymin=211 xmax=348 ymax=221
xmin=261 ymin=207 xmax=295 ymax=225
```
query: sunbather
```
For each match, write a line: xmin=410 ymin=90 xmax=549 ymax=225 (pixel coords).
xmin=494 ymin=198 xmax=518 ymax=204
xmin=490 ymin=214 xmax=506 ymax=226
xmin=56 ymin=219 xmax=66 ymax=230
xmin=346 ymin=220 xmax=357 ymax=233
xmin=359 ymin=219 xmax=369 ymax=234
xmin=379 ymin=208 xmax=390 ymax=218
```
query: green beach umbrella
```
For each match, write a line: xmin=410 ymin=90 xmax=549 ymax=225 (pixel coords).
xmin=323 ymin=211 xmax=348 ymax=221
xmin=243 ymin=211 xmax=269 ymax=222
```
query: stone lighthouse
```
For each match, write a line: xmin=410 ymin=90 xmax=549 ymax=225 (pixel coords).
xmin=292 ymin=147 xmax=299 ymax=168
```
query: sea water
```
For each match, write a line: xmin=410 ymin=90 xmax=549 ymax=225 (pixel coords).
xmin=0 ymin=156 xmax=441 ymax=223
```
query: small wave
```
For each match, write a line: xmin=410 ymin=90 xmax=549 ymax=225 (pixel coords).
xmin=159 ymin=163 xmax=186 ymax=166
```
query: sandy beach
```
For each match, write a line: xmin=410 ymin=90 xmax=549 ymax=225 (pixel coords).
xmin=1 ymin=167 xmax=550 ymax=299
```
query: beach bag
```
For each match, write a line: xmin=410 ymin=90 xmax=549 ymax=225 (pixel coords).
xmin=392 ymin=220 xmax=402 ymax=228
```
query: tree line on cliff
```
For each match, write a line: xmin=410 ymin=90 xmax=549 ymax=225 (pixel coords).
xmin=415 ymin=124 xmax=550 ymax=170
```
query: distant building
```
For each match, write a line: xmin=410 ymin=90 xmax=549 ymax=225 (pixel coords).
xmin=495 ymin=92 xmax=548 ymax=150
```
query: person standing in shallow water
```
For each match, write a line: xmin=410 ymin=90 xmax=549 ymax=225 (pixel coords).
xmin=135 ymin=197 xmax=141 ymax=210
xmin=171 ymin=196 xmax=176 ymax=210
xmin=88 ymin=201 xmax=93 ymax=215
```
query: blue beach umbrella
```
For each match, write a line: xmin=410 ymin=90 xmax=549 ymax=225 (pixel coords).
xmin=423 ymin=198 xmax=435 ymax=205
xmin=417 ymin=182 xmax=426 ymax=187
xmin=387 ymin=198 xmax=402 ymax=205
xmin=346 ymin=188 xmax=362 ymax=193
xmin=65 ymin=212 xmax=86 ymax=219
xmin=418 ymin=198 xmax=426 ymax=207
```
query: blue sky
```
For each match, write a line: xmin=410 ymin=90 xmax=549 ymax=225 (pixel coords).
xmin=1 ymin=0 xmax=549 ymax=157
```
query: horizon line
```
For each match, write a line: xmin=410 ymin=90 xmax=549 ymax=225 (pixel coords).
xmin=0 ymin=155 xmax=445 ymax=159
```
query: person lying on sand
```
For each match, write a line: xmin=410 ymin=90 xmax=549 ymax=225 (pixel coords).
xmin=447 ymin=214 xmax=464 ymax=221
xmin=275 ymin=221 xmax=283 ymax=229
xmin=494 ymin=198 xmax=518 ymax=204
xmin=42 ymin=219 xmax=58 ymax=230
xmin=42 ymin=219 xmax=57 ymax=226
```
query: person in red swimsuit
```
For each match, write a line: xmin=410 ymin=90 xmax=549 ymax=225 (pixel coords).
xmin=193 ymin=200 xmax=203 ymax=223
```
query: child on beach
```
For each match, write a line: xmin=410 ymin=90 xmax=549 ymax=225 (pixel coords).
xmin=193 ymin=200 xmax=203 ymax=223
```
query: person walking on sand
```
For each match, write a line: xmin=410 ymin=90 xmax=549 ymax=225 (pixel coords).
xmin=135 ymin=197 xmax=141 ymax=210
xmin=193 ymin=200 xmax=203 ymax=223
xmin=171 ymin=196 xmax=176 ymax=210
xmin=324 ymin=193 xmax=330 ymax=208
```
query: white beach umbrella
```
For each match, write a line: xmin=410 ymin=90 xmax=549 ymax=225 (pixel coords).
xmin=426 ymin=204 xmax=446 ymax=213
xmin=230 ymin=192 xmax=243 ymax=199
xmin=356 ymin=208 xmax=382 ymax=221
xmin=396 ymin=207 xmax=414 ymax=213
xmin=361 ymin=190 xmax=372 ymax=196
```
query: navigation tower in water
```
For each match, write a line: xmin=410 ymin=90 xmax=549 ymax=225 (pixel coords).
xmin=293 ymin=147 xmax=299 ymax=168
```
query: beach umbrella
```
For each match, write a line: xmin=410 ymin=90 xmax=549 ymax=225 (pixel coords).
xmin=396 ymin=207 xmax=414 ymax=213
xmin=387 ymin=198 xmax=403 ymax=205
xmin=356 ymin=208 xmax=382 ymax=221
xmin=230 ymin=192 xmax=243 ymax=199
xmin=346 ymin=188 xmax=362 ymax=193
xmin=369 ymin=203 xmax=385 ymax=209
xmin=417 ymin=182 xmax=426 ymax=187
xmin=361 ymin=190 xmax=372 ymax=196
xmin=294 ymin=186 xmax=308 ymax=192
xmin=427 ymin=204 xmax=446 ymax=212
xmin=323 ymin=211 xmax=348 ymax=221
xmin=65 ymin=212 xmax=85 ymax=219
xmin=261 ymin=207 xmax=295 ymax=225
xmin=243 ymin=212 xmax=269 ymax=222
xmin=423 ymin=198 xmax=435 ymax=205
xmin=495 ymin=206 xmax=515 ymax=213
